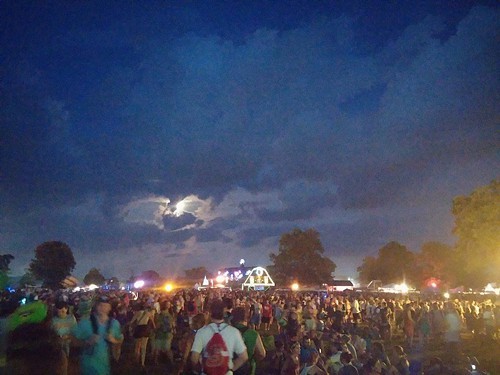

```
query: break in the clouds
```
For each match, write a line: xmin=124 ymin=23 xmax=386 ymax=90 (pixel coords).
xmin=119 ymin=195 xmax=210 ymax=231
xmin=0 ymin=2 xmax=498 ymax=279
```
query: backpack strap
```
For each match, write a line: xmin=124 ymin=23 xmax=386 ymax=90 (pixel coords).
xmin=106 ymin=317 xmax=113 ymax=335
xmin=90 ymin=314 xmax=98 ymax=335
xmin=211 ymin=322 xmax=228 ymax=333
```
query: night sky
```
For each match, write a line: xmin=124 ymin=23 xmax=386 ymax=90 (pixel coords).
xmin=1 ymin=1 xmax=498 ymax=281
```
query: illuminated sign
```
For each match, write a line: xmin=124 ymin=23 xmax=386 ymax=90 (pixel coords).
xmin=242 ymin=267 xmax=275 ymax=291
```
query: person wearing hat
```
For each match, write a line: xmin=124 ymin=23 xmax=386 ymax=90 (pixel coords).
xmin=52 ymin=300 xmax=77 ymax=374
xmin=4 ymin=301 xmax=63 ymax=374
xmin=71 ymin=296 xmax=124 ymax=375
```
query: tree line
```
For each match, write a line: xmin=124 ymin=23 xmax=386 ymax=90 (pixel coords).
xmin=1 ymin=179 xmax=498 ymax=290
xmin=274 ymin=179 xmax=498 ymax=289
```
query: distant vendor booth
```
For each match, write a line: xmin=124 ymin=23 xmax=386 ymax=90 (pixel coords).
xmin=327 ymin=280 xmax=354 ymax=292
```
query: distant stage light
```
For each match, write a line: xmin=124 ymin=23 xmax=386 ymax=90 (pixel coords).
xmin=134 ymin=280 xmax=145 ymax=289
xmin=215 ymin=275 xmax=226 ymax=283
xmin=399 ymin=283 xmax=409 ymax=294
xmin=443 ymin=292 xmax=450 ymax=299
xmin=291 ymin=283 xmax=299 ymax=291
xmin=164 ymin=283 xmax=173 ymax=292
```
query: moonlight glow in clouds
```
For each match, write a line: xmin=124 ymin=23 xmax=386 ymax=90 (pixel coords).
xmin=120 ymin=195 xmax=212 ymax=231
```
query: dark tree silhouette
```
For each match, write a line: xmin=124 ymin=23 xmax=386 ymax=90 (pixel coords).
xmin=29 ymin=241 xmax=76 ymax=289
xmin=0 ymin=254 xmax=14 ymax=272
xmin=357 ymin=241 xmax=416 ymax=285
xmin=184 ymin=267 xmax=210 ymax=279
xmin=452 ymin=179 xmax=499 ymax=287
xmin=270 ymin=228 xmax=336 ymax=286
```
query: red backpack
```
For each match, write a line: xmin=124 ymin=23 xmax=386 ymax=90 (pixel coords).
xmin=202 ymin=323 xmax=230 ymax=375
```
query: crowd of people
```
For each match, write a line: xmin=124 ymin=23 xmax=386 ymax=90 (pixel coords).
xmin=0 ymin=286 xmax=497 ymax=374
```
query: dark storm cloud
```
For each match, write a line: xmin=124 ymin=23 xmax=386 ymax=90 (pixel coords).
xmin=3 ymin=6 xmax=497 ymax=210
xmin=195 ymin=228 xmax=231 ymax=244
xmin=162 ymin=213 xmax=200 ymax=231
xmin=318 ymin=218 xmax=396 ymax=257
xmin=1 ymin=3 xmax=498 ymax=278
xmin=164 ymin=252 xmax=183 ymax=259
xmin=0 ymin=64 xmax=85 ymax=211
xmin=238 ymin=223 xmax=293 ymax=248
xmin=195 ymin=218 xmax=237 ymax=243
xmin=254 ymin=179 xmax=338 ymax=222
xmin=335 ymin=7 xmax=499 ymax=207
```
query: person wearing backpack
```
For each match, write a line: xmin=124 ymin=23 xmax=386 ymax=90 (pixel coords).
xmin=152 ymin=300 xmax=176 ymax=365
xmin=190 ymin=299 xmax=248 ymax=375
xmin=231 ymin=306 xmax=266 ymax=375
xmin=71 ymin=296 xmax=124 ymax=375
